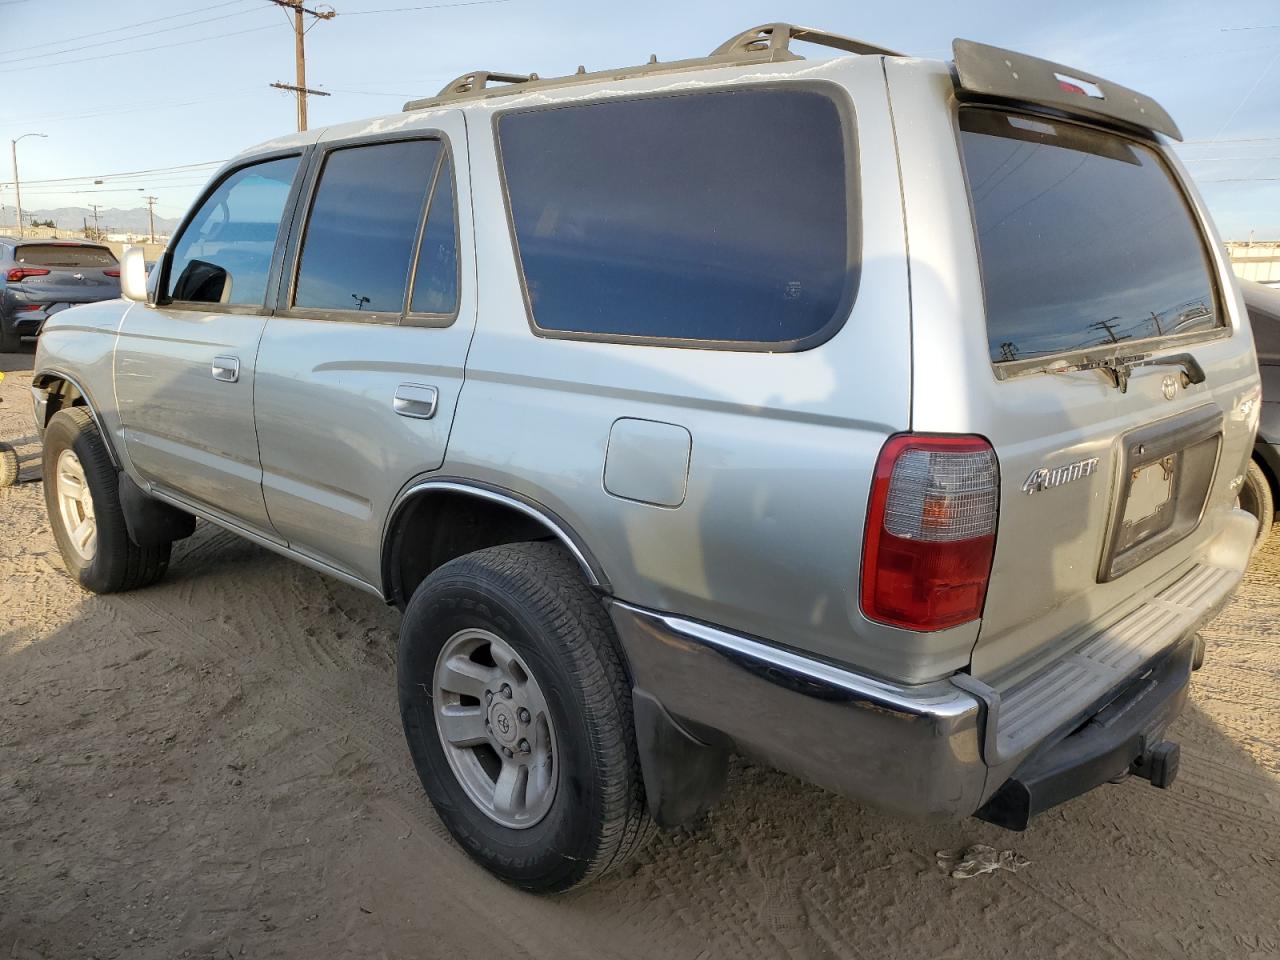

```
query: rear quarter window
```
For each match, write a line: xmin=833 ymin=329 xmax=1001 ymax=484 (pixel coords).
xmin=959 ymin=109 xmax=1220 ymax=365
xmin=495 ymin=85 xmax=857 ymax=349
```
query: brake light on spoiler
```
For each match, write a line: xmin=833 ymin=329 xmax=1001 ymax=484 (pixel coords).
xmin=952 ymin=39 xmax=1183 ymax=141
xmin=861 ymin=435 xmax=1000 ymax=632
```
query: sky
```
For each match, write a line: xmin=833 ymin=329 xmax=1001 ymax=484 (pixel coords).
xmin=1 ymin=0 xmax=1278 ymax=237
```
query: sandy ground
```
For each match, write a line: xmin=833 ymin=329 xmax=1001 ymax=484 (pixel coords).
xmin=1 ymin=347 xmax=1278 ymax=960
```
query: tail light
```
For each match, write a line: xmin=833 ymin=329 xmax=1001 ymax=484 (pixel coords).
xmin=7 ymin=267 xmax=50 ymax=282
xmin=104 ymin=269 xmax=121 ymax=278
xmin=861 ymin=434 xmax=999 ymax=632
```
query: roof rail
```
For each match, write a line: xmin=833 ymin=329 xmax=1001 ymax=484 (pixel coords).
xmin=404 ymin=22 xmax=903 ymax=112
xmin=435 ymin=70 xmax=538 ymax=99
xmin=710 ymin=23 xmax=904 ymax=61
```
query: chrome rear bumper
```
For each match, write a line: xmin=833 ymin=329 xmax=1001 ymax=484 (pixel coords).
xmin=611 ymin=513 xmax=1251 ymax=824
xmin=611 ymin=602 xmax=989 ymax=820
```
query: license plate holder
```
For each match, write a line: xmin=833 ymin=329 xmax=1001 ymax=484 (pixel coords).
xmin=1099 ymin=405 xmax=1222 ymax=582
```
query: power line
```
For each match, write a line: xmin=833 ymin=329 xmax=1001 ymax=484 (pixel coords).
xmin=2 ymin=6 xmax=272 ymax=66
xmin=4 ymin=89 xmax=261 ymax=127
xmin=0 ymin=23 xmax=279 ymax=74
xmin=15 ymin=161 xmax=225 ymax=187
xmin=343 ymin=0 xmax=511 ymax=13
xmin=0 ymin=0 xmax=251 ymax=55
xmin=1183 ymin=136 xmax=1280 ymax=144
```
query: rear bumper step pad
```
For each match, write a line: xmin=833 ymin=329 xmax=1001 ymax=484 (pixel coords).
xmin=975 ymin=634 xmax=1194 ymax=830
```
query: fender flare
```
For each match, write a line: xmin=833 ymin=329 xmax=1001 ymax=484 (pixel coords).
xmin=381 ymin=476 xmax=612 ymax=600
xmin=32 ymin=368 xmax=121 ymax=469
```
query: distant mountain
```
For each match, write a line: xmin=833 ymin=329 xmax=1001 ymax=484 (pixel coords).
xmin=25 ymin=206 xmax=182 ymax=235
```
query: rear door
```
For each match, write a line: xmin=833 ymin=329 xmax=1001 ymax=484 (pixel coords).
xmin=114 ymin=153 xmax=304 ymax=534
xmin=889 ymin=61 xmax=1259 ymax=682
xmin=252 ymin=111 xmax=475 ymax=585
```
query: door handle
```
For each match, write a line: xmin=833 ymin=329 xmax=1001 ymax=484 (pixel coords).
xmin=393 ymin=383 xmax=438 ymax=420
xmin=211 ymin=356 xmax=240 ymax=383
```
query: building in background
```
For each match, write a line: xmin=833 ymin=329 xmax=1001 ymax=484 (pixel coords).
xmin=1228 ymin=240 xmax=1280 ymax=288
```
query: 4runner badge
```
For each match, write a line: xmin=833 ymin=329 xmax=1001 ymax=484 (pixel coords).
xmin=1022 ymin=456 xmax=1099 ymax=495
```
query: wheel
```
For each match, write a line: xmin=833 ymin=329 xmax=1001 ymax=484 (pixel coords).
xmin=0 ymin=442 xmax=17 ymax=487
xmin=397 ymin=541 xmax=651 ymax=892
xmin=42 ymin=407 xmax=170 ymax=593
xmin=1238 ymin=459 xmax=1274 ymax=546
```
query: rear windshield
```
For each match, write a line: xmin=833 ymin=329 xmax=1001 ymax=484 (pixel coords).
xmin=15 ymin=244 xmax=117 ymax=268
xmin=959 ymin=109 xmax=1219 ymax=364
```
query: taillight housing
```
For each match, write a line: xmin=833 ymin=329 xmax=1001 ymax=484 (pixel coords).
xmin=6 ymin=267 xmax=50 ymax=282
xmin=861 ymin=434 xmax=999 ymax=632
xmin=104 ymin=269 xmax=121 ymax=278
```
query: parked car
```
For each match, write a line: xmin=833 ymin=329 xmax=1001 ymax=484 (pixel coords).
xmin=0 ymin=238 xmax=120 ymax=351
xmin=30 ymin=25 xmax=1262 ymax=892
xmin=1239 ymin=279 xmax=1280 ymax=541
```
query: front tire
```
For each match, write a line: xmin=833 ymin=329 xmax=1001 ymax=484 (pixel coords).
xmin=1239 ymin=458 xmax=1274 ymax=546
xmin=0 ymin=442 xmax=17 ymax=487
xmin=397 ymin=542 xmax=651 ymax=892
xmin=42 ymin=407 xmax=170 ymax=593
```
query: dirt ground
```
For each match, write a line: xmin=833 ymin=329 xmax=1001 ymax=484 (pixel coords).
xmin=1 ymin=348 xmax=1278 ymax=960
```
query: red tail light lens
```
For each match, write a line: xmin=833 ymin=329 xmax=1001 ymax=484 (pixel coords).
xmin=6 ymin=267 xmax=50 ymax=282
xmin=861 ymin=434 xmax=999 ymax=632
xmin=103 ymin=269 xmax=121 ymax=278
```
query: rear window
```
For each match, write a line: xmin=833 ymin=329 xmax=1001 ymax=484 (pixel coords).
xmin=496 ymin=86 xmax=855 ymax=348
xmin=959 ymin=109 xmax=1220 ymax=364
xmin=15 ymin=244 xmax=116 ymax=268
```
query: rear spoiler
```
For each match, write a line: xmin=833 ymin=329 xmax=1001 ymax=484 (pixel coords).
xmin=952 ymin=39 xmax=1182 ymax=141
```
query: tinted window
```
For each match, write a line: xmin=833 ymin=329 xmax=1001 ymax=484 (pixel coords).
xmin=959 ymin=110 xmax=1220 ymax=363
xmin=168 ymin=156 xmax=299 ymax=305
xmin=497 ymin=87 xmax=853 ymax=344
xmin=16 ymin=244 xmax=116 ymax=267
xmin=295 ymin=139 xmax=441 ymax=314
xmin=409 ymin=153 xmax=458 ymax=315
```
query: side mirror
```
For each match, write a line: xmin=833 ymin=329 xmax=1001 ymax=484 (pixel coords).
xmin=120 ymin=245 xmax=148 ymax=302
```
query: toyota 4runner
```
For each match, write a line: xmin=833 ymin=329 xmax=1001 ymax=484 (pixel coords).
xmin=31 ymin=25 xmax=1262 ymax=892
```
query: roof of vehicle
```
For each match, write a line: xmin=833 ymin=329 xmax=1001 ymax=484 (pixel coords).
xmin=228 ymin=23 xmax=1180 ymax=165
xmin=14 ymin=239 xmax=110 ymax=247
xmin=402 ymin=23 xmax=902 ymax=112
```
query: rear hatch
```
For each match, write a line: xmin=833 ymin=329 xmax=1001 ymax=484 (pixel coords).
xmin=887 ymin=52 xmax=1259 ymax=686
xmin=957 ymin=108 xmax=1258 ymax=682
xmin=8 ymin=243 xmax=120 ymax=314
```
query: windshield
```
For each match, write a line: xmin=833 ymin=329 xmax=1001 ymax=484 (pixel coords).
xmin=959 ymin=109 xmax=1220 ymax=364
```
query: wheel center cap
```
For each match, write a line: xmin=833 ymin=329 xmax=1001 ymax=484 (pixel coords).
xmin=489 ymin=702 xmax=518 ymax=745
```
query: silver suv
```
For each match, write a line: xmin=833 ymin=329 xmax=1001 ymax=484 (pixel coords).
xmin=31 ymin=25 xmax=1261 ymax=892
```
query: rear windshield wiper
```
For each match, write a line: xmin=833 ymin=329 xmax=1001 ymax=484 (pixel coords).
xmin=1040 ymin=352 xmax=1206 ymax=393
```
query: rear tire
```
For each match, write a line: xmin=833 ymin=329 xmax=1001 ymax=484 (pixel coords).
xmin=397 ymin=541 xmax=651 ymax=892
xmin=42 ymin=407 xmax=170 ymax=593
xmin=1238 ymin=459 xmax=1274 ymax=546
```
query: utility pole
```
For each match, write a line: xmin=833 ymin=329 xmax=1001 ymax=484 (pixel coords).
xmin=1088 ymin=316 xmax=1130 ymax=345
xmin=144 ymin=195 xmax=158 ymax=244
xmin=89 ymin=203 xmax=102 ymax=238
xmin=11 ymin=132 xmax=47 ymax=239
xmin=268 ymin=0 xmax=335 ymax=132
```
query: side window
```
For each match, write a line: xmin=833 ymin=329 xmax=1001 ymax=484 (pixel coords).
xmin=294 ymin=139 xmax=442 ymax=315
xmin=167 ymin=155 xmax=300 ymax=306
xmin=496 ymin=86 xmax=854 ymax=346
xmin=408 ymin=153 xmax=459 ymax=316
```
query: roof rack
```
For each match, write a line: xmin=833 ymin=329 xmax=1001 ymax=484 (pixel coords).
xmin=710 ymin=23 xmax=904 ymax=61
xmin=403 ymin=22 xmax=904 ymax=112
